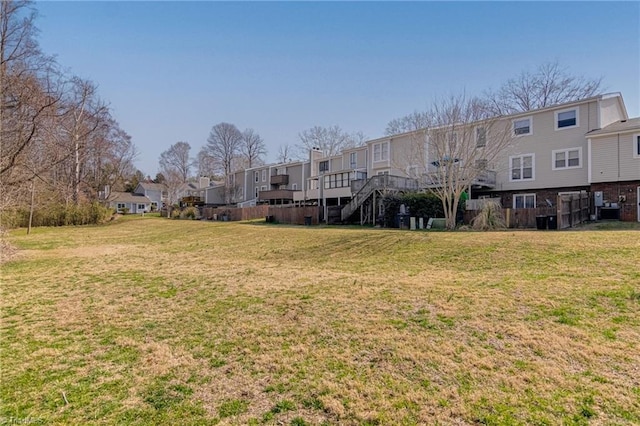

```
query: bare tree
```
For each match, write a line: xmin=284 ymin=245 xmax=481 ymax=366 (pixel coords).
xmin=240 ymin=128 xmax=266 ymax=169
xmin=159 ymin=141 xmax=192 ymax=183
xmin=196 ymin=147 xmax=218 ymax=178
xmin=297 ymin=125 xmax=363 ymax=157
xmin=0 ymin=0 xmax=61 ymax=187
xmin=484 ymin=61 xmax=603 ymax=115
xmin=385 ymin=111 xmax=430 ymax=136
xmin=277 ymin=143 xmax=294 ymax=163
xmin=204 ymin=122 xmax=242 ymax=203
xmin=397 ymin=95 xmax=513 ymax=229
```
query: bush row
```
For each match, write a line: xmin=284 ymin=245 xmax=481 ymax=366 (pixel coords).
xmin=1 ymin=202 xmax=113 ymax=228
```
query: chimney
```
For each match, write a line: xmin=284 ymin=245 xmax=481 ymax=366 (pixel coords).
xmin=199 ymin=176 xmax=210 ymax=188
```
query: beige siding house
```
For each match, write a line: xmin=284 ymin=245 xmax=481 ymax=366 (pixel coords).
xmin=588 ymin=117 xmax=640 ymax=221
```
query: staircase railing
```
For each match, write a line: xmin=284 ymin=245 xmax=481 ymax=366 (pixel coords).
xmin=341 ymin=175 xmax=419 ymax=221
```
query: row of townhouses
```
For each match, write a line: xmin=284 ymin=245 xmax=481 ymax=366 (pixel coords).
xmin=108 ymin=93 xmax=639 ymax=223
xmin=197 ymin=93 xmax=638 ymax=223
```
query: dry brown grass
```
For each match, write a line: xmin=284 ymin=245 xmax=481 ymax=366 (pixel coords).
xmin=1 ymin=217 xmax=639 ymax=425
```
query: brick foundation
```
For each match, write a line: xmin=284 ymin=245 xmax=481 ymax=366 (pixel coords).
xmin=474 ymin=181 xmax=640 ymax=222
xmin=590 ymin=181 xmax=640 ymax=222
xmin=474 ymin=186 xmax=590 ymax=210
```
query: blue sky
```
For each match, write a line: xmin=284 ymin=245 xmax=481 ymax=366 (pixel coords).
xmin=36 ymin=1 xmax=639 ymax=176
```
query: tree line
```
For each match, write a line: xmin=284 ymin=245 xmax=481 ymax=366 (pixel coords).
xmin=1 ymin=1 xmax=137 ymax=228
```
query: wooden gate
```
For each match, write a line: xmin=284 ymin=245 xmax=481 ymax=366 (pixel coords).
xmin=558 ymin=193 xmax=590 ymax=229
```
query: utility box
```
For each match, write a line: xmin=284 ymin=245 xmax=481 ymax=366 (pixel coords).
xmin=594 ymin=191 xmax=604 ymax=207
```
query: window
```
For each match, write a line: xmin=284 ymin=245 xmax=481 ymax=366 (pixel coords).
xmin=475 ymin=159 xmax=488 ymax=170
xmin=324 ymin=172 xmax=350 ymax=189
xmin=377 ymin=170 xmax=389 ymax=175
xmin=513 ymin=194 xmax=536 ymax=209
xmin=553 ymin=148 xmax=581 ymax=170
xmin=255 ymin=187 xmax=259 ymax=198
xmin=117 ymin=203 xmax=125 ymax=210
xmin=634 ymin=134 xmax=640 ymax=158
xmin=350 ymin=152 xmax=357 ymax=168
xmin=373 ymin=142 xmax=389 ymax=162
xmin=555 ymin=108 xmax=578 ymax=129
xmin=510 ymin=154 xmax=534 ymax=181
xmin=319 ymin=160 xmax=329 ymax=173
xmin=254 ymin=171 xmax=259 ymax=183
xmin=261 ymin=185 xmax=267 ymax=191
xmin=292 ymin=183 xmax=298 ymax=190
xmin=261 ymin=170 xmax=267 ymax=182
xmin=137 ymin=204 xmax=146 ymax=211
xmin=476 ymin=127 xmax=486 ymax=147
xmin=513 ymin=118 xmax=532 ymax=136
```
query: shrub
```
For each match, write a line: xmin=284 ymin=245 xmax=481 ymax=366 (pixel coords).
xmin=170 ymin=208 xmax=181 ymax=219
xmin=381 ymin=192 xmax=444 ymax=228
xmin=181 ymin=206 xmax=199 ymax=220
xmin=471 ymin=200 xmax=506 ymax=230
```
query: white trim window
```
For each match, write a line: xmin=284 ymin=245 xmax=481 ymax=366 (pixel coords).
xmin=254 ymin=171 xmax=259 ymax=183
xmin=555 ymin=107 xmax=579 ymax=130
xmin=261 ymin=170 xmax=267 ymax=182
xmin=513 ymin=194 xmax=536 ymax=209
xmin=350 ymin=152 xmax=357 ymax=168
xmin=117 ymin=203 xmax=126 ymax=210
xmin=373 ymin=142 xmax=389 ymax=162
xmin=634 ymin=133 xmax=640 ymax=158
xmin=137 ymin=204 xmax=146 ymax=211
xmin=255 ymin=187 xmax=259 ymax=198
xmin=510 ymin=154 xmax=534 ymax=181
xmin=552 ymin=147 xmax=582 ymax=170
xmin=476 ymin=127 xmax=487 ymax=147
xmin=261 ymin=185 xmax=267 ymax=191
xmin=319 ymin=160 xmax=329 ymax=173
xmin=513 ymin=117 xmax=532 ymax=136
xmin=292 ymin=183 xmax=298 ymax=190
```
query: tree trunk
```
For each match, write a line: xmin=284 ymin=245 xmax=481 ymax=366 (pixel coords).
xmin=27 ymin=180 xmax=35 ymax=235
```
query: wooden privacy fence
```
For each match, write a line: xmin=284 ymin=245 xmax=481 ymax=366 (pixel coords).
xmin=464 ymin=193 xmax=591 ymax=229
xmin=464 ymin=192 xmax=591 ymax=229
xmin=201 ymin=205 xmax=320 ymax=225
xmin=558 ymin=193 xmax=590 ymax=229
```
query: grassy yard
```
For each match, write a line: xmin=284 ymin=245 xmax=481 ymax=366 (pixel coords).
xmin=1 ymin=217 xmax=639 ymax=425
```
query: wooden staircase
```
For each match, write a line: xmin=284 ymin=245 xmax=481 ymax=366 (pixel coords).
xmin=341 ymin=175 xmax=419 ymax=223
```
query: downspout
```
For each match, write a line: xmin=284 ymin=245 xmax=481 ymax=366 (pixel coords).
xmin=587 ymin=138 xmax=592 ymax=184
xmin=617 ymin=134 xmax=621 ymax=180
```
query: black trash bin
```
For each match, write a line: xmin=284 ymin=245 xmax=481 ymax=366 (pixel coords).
xmin=304 ymin=216 xmax=312 ymax=226
xmin=536 ymin=215 xmax=548 ymax=230
xmin=547 ymin=215 xmax=557 ymax=230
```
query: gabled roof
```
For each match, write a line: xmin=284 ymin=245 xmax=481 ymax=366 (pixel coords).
xmin=106 ymin=192 xmax=152 ymax=203
xmin=587 ymin=117 xmax=640 ymax=138
xmin=137 ymin=182 xmax=167 ymax=191
xmin=373 ymin=92 xmax=626 ymax=142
